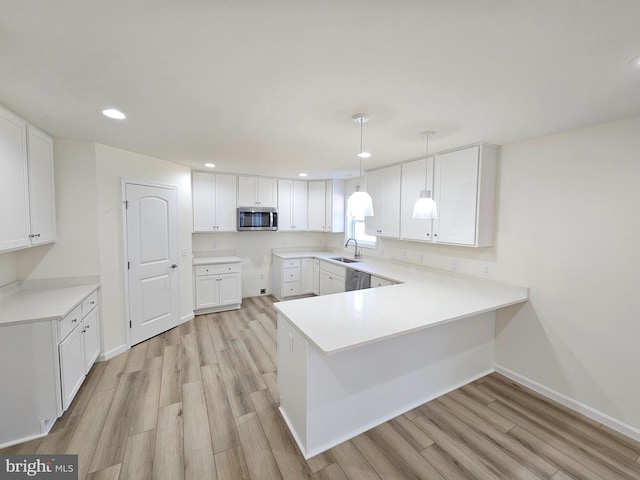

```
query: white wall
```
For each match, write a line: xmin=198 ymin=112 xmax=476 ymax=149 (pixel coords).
xmin=15 ymin=140 xmax=100 ymax=280
xmin=95 ymin=144 xmax=193 ymax=353
xmin=0 ymin=253 xmax=17 ymax=288
xmin=493 ymin=116 xmax=640 ymax=432
xmin=192 ymin=231 xmax=336 ymax=297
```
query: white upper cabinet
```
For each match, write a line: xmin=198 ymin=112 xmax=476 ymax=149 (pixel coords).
xmin=0 ymin=105 xmax=56 ymax=253
xmin=238 ymin=176 xmax=277 ymax=208
xmin=193 ymin=172 xmax=237 ymax=232
xmin=432 ymin=144 xmax=497 ymax=247
xmin=0 ymin=107 xmax=30 ymax=252
xmin=307 ymin=181 xmax=326 ymax=231
xmin=26 ymin=125 xmax=56 ymax=245
xmin=401 ymin=156 xmax=435 ymax=242
xmin=364 ymin=165 xmax=401 ymax=238
xmin=278 ymin=179 xmax=308 ymax=231
xmin=308 ymin=179 xmax=345 ymax=233
xmin=325 ymin=179 xmax=345 ymax=233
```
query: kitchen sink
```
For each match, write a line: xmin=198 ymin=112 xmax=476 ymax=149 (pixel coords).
xmin=330 ymin=256 xmax=361 ymax=264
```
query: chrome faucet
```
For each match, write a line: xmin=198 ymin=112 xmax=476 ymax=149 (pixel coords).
xmin=345 ymin=237 xmax=360 ymax=259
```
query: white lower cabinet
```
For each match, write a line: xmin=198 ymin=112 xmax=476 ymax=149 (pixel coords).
xmin=319 ymin=261 xmax=346 ymax=296
xmin=301 ymin=258 xmax=314 ymax=295
xmin=312 ymin=259 xmax=320 ymax=295
xmin=194 ymin=261 xmax=242 ymax=314
xmin=58 ymin=288 xmax=100 ymax=412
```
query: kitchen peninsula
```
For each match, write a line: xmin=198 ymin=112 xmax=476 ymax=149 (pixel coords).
xmin=274 ymin=255 xmax=528 ymax=458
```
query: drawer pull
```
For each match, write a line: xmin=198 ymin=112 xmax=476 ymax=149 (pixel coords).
xmin=72 ymin=318 xmax=78 ymax=323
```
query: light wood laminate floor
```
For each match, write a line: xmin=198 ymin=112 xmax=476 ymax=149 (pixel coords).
xmin=3 ymin=296 xmax=640 ymax=480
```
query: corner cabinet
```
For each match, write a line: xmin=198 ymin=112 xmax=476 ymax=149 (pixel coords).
xmin=194 ymin=259 xmax=242 ymax=314
xmin=0 ymin=105 xmax=56 ymax=253
xmin=365 ymin=165 xmax=401 ymax=238
xmin=400 ymin=144 xmax=497 ymax=247
xmin=238 ymin=176 xmax=277 ymax=208
xmin=192 ymin=172 xmax=237 ymax=232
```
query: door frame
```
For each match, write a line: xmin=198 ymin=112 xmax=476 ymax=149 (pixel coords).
xmin=121 ymin=179 xmax=181 ymax=349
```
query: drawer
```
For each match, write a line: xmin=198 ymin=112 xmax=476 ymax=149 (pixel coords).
xmin=283 ymin=267 xmax=301 ymax=282
xmin=82 ymin=290 xmax=98 ymax=317
xmin=283 ymin=259 xmax=301 ymax=268
xmin=59 ymin=304 xmax=82 ymax=341
xmin=283 ymin=281 xmax=301 ymax=297
xmin=196 ymin=263 xmax=241 ymax=276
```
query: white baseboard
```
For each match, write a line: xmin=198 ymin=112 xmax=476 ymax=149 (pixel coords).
xmin=494 ymin=364 xmax=640 ymax=442
xmin=181 ymin=312 xmax=195 ymax=324
xmin=97 ymin=343 xmax=128 ymax=362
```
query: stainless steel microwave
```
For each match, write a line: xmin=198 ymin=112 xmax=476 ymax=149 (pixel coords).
xmin=237 ymin=207 xmax=278 ymax=231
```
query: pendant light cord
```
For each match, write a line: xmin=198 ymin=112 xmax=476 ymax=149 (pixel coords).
xmin=359 ymin=118 xmax=364 ymax=183
xmin=424 ymin=133 xmax=429 ymax=190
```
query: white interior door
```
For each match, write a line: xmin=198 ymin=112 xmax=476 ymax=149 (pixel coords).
xmin=125 ymin=183 xmax=180 ymax=346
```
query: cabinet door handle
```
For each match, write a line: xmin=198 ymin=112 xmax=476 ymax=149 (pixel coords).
xmin=72 ymin=318 xmax=78 ymax=323
xmin=171 ymin=264 xmax=178 ymax=268
xmin=90 ymin=301 xmax=95 ymax=305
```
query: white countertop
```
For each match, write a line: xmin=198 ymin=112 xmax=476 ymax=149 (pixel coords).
xmin=193 ymin=256 xmax=242 ymax=266
xmin=273 ymin=253 xmax=528 ymax=355
xmin=0 ymin=283 xmax=100 ymax=326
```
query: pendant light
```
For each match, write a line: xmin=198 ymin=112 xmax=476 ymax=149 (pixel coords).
xmin=412 ymin=130 xmax=438 ymax=219
xmin=347 ymin=113 xmax=374 ymax=217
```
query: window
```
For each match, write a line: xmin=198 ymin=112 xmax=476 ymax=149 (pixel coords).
xmin=346 ymin=214 xmax=377 ymax=248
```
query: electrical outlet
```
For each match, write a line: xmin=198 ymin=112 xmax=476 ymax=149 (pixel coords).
xmin=260 ymin=273 xmax=264 ymax=280
xmin=483 ymin=265 xmax=491 ymax=276
xmin=379 ymin=248 xmax=385 ymax=256
xmin=288 ymin=333 xmax=294 ymax=352
xmin=212 ymin=242 xmax=217 ymax=249
xmin=419 ymin=254 xmax=424 ymax=264
xmin=451 ymin=260 xmax=458 ymax=272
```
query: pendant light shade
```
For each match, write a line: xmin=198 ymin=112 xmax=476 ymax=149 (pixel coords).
xmin=412 ymin=190 xmax=437 ymax=219
xmin=412 ymin=131 xmax=438 ymax=219
xmin=347 ymin=113 xmax=374 ymax=217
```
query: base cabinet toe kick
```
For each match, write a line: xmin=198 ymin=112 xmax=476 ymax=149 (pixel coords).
xmin=276 ymin=310 xmax=496 ymax=459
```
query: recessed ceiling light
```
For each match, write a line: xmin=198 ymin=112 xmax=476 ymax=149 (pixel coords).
xmin=102 ymin=108 xmax=126 ymax=120
xmin=299 ymin=173 xmax=308 ymax=177
xmin=204 ymin=163 xmax=216 ymax=168
xmin=357 ymin=151 xmax=372 ymax=158
xmin=629 ymin=55 xmax=640 ymax=68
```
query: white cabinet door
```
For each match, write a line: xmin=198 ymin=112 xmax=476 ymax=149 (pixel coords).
xmin=432 ymin=145 xmax=497 ymax=247
xmin=238 ymin=176 xmax=257 ymax=207
xmin=301 ymin=258 xmax=313 ymax=294
xmin=319 ymin=268 xmax=345 ymax=295
xmin=0 ymin=106 xmax=30 ymax=252
xmin=292 ymin=180 xmax=308 ymax=230
xmin=312 ymin=258 xmax=320 ymax=295
xmin=365 ymin=165 xmax=401 ymax=238
xmin=192 ymin=172 xmax=215 ymax=231
xmin=277 ymin=180 xmax=294 ymax=231
xmin=214 ymin=173 xmax=237 ymax=231
xmin=82 ymin=308 xmax=100 ymax=373
xmin=195 ymin=275 xmax=220 ymax=309
xmin=59 ymin=325 xmax=85 ymax=411
xmin=400 ymin=157 xmax=434 ymax=242
xmin=325 ymin=179 xmax=345 ymax=233
xmin=219 ymin=273 xmax=242 ymax=306
xmin=257 ymin=177 xmax=277 ymax=208
xmin=26 ymin=125 xmax=56 ymax=246
xmin=307 ymin=181 xmax=326 ymax=231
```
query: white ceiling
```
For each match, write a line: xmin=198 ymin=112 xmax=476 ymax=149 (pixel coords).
xmin=2 ymin=1 xmax=640 ymax=179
